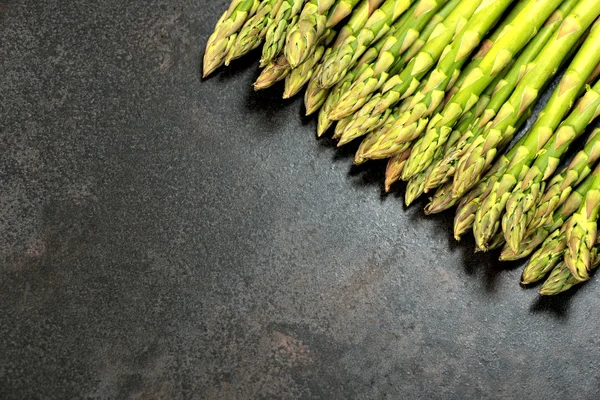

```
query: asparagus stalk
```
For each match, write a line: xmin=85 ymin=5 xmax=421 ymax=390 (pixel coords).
xmin=503 ymin=80 xmax=600 ymax=252
xmin=285 ymin=0 xmax=363 ymax=67
xmin=521 ymin=227 xmax=567 ymax=285
xmin=423 ymin=78 xmax=496 ymax=192
xmin=385 ymin=147 xmax=412 ymax=192
xmin=203 ymin=0 xmax=261 ymax=77
xmin=424 ymin=180 xmax=454 ymax=215
xmin=424 ymin=106 xmax=533 ymax=215
xmin=254 ymin=54 xmax=291 ymax=90
xmin=336 ymin=0 xmax=484 ymax=141
xmin=423 ymin=0 xmax=576 ymax=193
xmin=315 ymin=75 xmax=353 ymax=133
xmin=564 ymin=172 xmax=600 ymax=281
xmin=528 ymin=129 xmax=600 ymax=234
xmin=451 ymin=152 xmax=517 ymax=239
xmin=283 ymin=30 xmax=337 ymax=98
xmin=284 ymin=46 xmax=326 ymax=98
xmin=316 ymin=0 xmax=420 ymax=89
xmin=305 ymin=77 xmax=330 ymax=115
xmin=405 ymin=128 xmax=461 ymax=206
xmin=353 ymin=93 xmax=422 ymax=162
xmin=539 ymin=245 xmax=600 ymax=295
xmin=453 ymin=181 xmax=487 ymax=240
xmin=452 ymin=1 xmax=600 ymax=199
xmin=305 ymin=49 xmax=367 ymax=117
xmin=500 ymin=166 xmax=598 ymax=261
xmin=314 ymin=16 xmax=412 ymax=132
xmin=329 ymin=0 xmax=457 ymax=120
xmin=260 ymin=0 xmax=305 ymax=66
xmin=356 ymin=0 xmax=521 ymax=163
xmin=472 ymin=25 xmax=600 ymax=251
xmin=226 ymin=0 xmax=282 ymax=65
xmin=402 ymin=0 xmax=571 ymax=180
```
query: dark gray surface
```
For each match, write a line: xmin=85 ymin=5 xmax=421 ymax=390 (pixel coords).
xmin=1 ymin=1 xmax=600 ymax=399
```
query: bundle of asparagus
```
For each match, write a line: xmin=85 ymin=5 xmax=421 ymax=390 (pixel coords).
xmin=203 ymin=0 xmax=600 ymax=296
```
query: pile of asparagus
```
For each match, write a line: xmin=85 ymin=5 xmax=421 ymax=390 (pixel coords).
xmin=203 ymin=0 xmax=600 ymax=296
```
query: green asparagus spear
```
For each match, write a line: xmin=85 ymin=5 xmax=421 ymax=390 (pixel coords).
xmin=260 ymin=0 xmax=305 ymax=66
xmin=254 ymin=54 xmax=291 ymax=90
xmin=337 ymin=0 xmax=484 ymax=141
xmin=283 ymin=30 xmax=337 ymax=98
xmin=500 ymin=166 xmax=598 ymax=261
xmin=385 ymin=147 xmax=412 ymax=192
xmin=226 ymin=0 xmax=281 ymax=65
xmin=539 ymin=245 xmax=600 ymax=295
xmin=405 ymin=129 xmax=460 ymax=206
xmin=521 ymin=227 xmax=567 ymax=285
xmin=564 ymin=171 xmax=600 ymax=281
xmin=305 ymin=76 xmax=330 ymax=115
xmin=503 ymin=80 xmax=600 ymax=252
xmin=423 ymin=75 xmax=498 ymax=191
xmin=527 ymin=129 xmax=600 ymax=234
xmin=452 ymin=0 xmax=600 ymax=199
xmin=330 ymin=0 xmax=457 ymax=119
xmin=424 ymin=180 xmax=454 ymax=215
xmin=471 ymin=23 xmax=600 ymax=251
xmin=204 ymin=0 xmax=261 ymax=77
xmin=402 ymin=0 xmax=571 ymax=180
xmin=285 ymin=0 xmax=362 ymax=67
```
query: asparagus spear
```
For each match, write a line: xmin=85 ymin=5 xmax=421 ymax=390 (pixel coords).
xmin=423 ymin=75 xmax=498 ymax=191
xmin=313 ymin=14 xmax=411 ymax=132
xmin=285 ymin=0 xmax=363 ymax=67
xmin=283 ymin=30 xmax=337 ymax=98
xmin=424 ymin=106 xmax=533 ymax=215
xmin=499 ymin=167 xmax=598 ymax=261
xmin=226 ymin=0 xmax=282 ymax=65
xmin=260 ymin=0 xmax=305 ymax=66
xmin=329 ymin=0 xmax=457 ymax=120
xmin=315 ymin=77 xmax=352 ymax=133
xmin=423 ymin=1 xmax=576 ymax=193
xmin=316 ymin=0 xmax=421 ymax=89
xmin=305 ymin=50 xmax=366 ymax=117
xmin=424 ymin=180 xmax=454 ymax=215
xmin=528 ymin=129 xmax=600 ymax=234
xmin=402 ymin=0 xmax=571 ymax=180
xmin=503 ymin=80 xmax=600 ymax=251
xmin=284 ymin=46 xmax=326 ymax=98
xmin=521 ymin=227 xmax=568 ymax=285
xmin=564 ymin=172 xmax=600 ymax=281
xmin=472 ymin=25 xmax=600 ymax=251
xmin=385 ymin=147 xmax=412 ymax=192
xmin=453 ymin=181 xmax=487 ymax=240
xmin=524 ymin=176 xmax=600 ymax=284
xmin=305 ymin=77 xmax=330 ymax=115
xmin=353 ymin=94 xmax=420 ymax=162
xmin=356 ymin=0 xmax=522 ymax=162
xmin=539 ymin=245 xmax=600 ymax=295
xmin=203 ymin=0 xmax=261 ymax=77
xmin=337 ymin=0 xmax=484 ymax=141
xmin=452 ymin=1 xmax=600 ymax=199
xmin=253 ymin=54 xmax=291 ymax=90
xmin=405 ymin=129 xmax=460 ymax=206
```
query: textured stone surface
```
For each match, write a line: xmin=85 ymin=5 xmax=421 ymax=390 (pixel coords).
xmin=1 ymin=1 xmax=600 ymax=399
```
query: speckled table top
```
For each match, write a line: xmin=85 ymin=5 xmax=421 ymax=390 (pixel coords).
xmin=1 ymin=1 xmax=600 ymax=399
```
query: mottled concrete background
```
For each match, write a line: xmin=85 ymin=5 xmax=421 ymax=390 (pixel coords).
xmin=1 ymin=1 xmax=600 ymax=399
